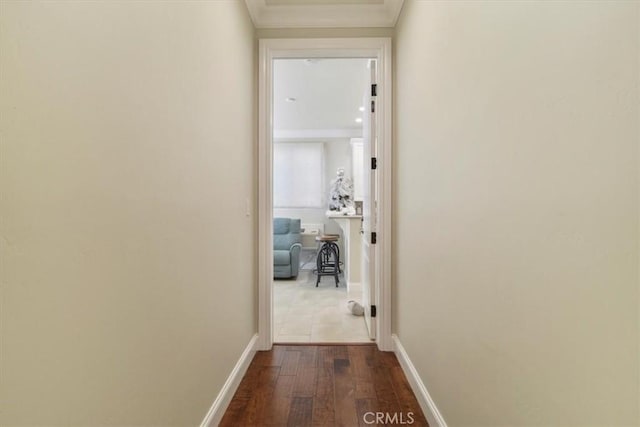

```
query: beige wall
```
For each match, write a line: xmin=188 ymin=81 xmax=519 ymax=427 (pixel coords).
xmin=394 ymin=1 xmax=639 ymax=426
xmin=0 ymin=1 xmax=256 ymax=425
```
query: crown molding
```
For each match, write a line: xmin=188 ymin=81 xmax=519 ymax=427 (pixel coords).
xmin=245 ymin=0 xmax=404 ymax=28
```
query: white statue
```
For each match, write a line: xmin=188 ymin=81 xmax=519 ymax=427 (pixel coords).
xmin=328 ymin=168 xmax=355 ymax=214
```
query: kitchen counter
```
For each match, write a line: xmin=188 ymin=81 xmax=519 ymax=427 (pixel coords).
xmin=326 ymin=213 xmax=362 ymax=289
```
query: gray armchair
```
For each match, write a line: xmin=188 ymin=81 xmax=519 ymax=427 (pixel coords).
xmin=273 ymin=218 xmax=302 ymax=279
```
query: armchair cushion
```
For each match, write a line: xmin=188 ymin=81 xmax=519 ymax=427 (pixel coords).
xmin=273 ymin=218 xmax=302 ymax=278
xmin=274 ymin=250 xmax=293 ymax=266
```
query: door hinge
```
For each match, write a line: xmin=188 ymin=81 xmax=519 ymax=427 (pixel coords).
xmin=371 ymin=157 xmax=377 ymax=170
xmin=371 ymin=305 xmax=377 ymax=318
xmin=371 ymin=100 xmax=375 ymax=113
xmin=371 ymin=232 xmax=377 ymax=244
xmin=371 ymin=84 xmax=377 ymax=97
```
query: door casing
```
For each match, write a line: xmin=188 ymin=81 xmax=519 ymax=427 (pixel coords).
xmin=257 ymin=38 xmax=393 ymax=351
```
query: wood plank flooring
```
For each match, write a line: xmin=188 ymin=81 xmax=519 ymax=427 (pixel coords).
xmin=220 ymin=344 xmax=428 ymax=427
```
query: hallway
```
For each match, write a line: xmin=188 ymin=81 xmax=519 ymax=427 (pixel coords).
xmin=220 ymin=345 xmax=428 ymax=426
xmin=2 ymin=1 xmax=638 ymax=426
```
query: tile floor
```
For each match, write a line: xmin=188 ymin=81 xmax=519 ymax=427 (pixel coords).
xmin=273 ymin=269 xmax=372 ymax=343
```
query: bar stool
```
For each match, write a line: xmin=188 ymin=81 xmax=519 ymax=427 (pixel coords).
xmin=314 ymin=234 xmax=340 ymax=287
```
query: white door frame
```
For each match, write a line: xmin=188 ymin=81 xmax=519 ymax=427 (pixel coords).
xmin=257 ymin=38 xmax=393 ymax=351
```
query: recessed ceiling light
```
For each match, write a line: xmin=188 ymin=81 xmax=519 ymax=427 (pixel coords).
xmin=359 ymin=106 xmax=365 ymax=112
xmin=355 ymin=118 xmax=363 ymax=123
xmin=285 ymin=97 xmax=296 ymax=102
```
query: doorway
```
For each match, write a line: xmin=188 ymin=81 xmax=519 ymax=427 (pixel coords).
xmin=257 ymin=38 xmax=393 ymax=351
xmin=271 ymin=57 xmax=371 ymax=343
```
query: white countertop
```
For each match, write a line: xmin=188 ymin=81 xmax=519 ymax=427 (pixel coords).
xmin=326 ymin=214 xmax=362 ymax=219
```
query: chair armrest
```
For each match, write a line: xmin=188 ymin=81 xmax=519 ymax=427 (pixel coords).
xmin=289 ymin=243 xmax=302 ymax=277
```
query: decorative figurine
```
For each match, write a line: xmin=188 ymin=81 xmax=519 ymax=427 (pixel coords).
xmin=328 ymin=168 xmax=355 ymax=214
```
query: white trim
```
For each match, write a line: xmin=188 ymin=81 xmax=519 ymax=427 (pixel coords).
xmin=258 ymin=38 xmax=393 ymax=351
xmin=200 ymin=334 xmax=259 ymax=427
xmin=257 ymin=39 xmax=273 ymax=351
xmin=392 ymin=335 xmax=448 ymax=427
xmin=274 ymin=128 xmax=362 ymax=140
xmin=376 ymin=35 xmax=393 ymax=352
xmin=245 ymin=0 xmax=404 ymax=29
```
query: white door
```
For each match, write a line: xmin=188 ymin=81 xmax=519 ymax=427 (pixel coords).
xmin=361 ymin=60 xmax=377 ymax=339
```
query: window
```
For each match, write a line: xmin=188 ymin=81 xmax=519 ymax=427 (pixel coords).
xmin=273 ymin=142 xmax=324 ymax=208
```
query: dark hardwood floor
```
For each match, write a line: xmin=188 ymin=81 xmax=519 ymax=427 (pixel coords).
xmin=220 ymin=344 xmax=429 ymax=427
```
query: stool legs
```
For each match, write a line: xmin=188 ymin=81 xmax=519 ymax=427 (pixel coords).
xmin=329 ymin=242 xmax=341 ymax=274
xmin=315 ymin=241 xmax=340 ymax=287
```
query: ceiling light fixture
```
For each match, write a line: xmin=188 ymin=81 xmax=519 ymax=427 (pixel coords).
xmin=355 ymin=118 xmax=363 ymax=123
xmin=359 ymin=106 xmax=365 ymax=112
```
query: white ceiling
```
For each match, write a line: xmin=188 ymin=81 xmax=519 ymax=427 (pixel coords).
xmin=245 ymin=0 xmax=403 ymax=28
xmin=273 ymin=58 xmax=369 ymax=137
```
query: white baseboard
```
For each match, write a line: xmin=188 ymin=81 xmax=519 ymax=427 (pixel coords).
xmin=200 ymin=334 xmax=259 ymax=427
xmin=392 ymin=334 xmax=448 ymax=427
